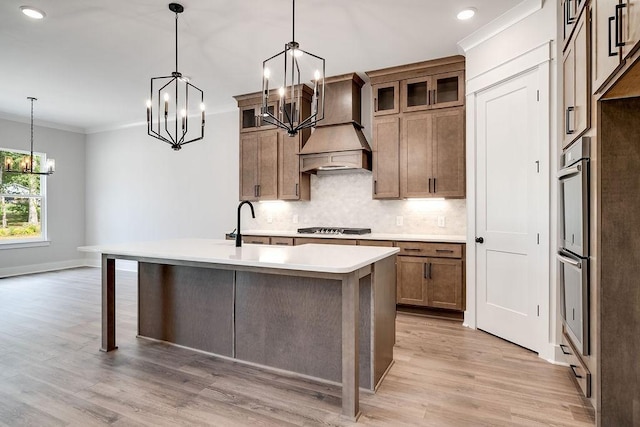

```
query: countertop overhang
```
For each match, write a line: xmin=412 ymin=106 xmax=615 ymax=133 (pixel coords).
xmin=79 ymin=238 xmax=399 ymax=274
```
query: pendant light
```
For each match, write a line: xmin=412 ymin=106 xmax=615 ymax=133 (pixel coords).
xmin=261 ymin=0 xmax=325 ymax=137
xmin=146 ymin=3 xmax=205 ymax=151
xmin=3 ymin=97 xmax=55 ymax=175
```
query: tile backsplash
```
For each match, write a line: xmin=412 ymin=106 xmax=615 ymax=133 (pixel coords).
xmin=244 ymin=170 xmax=466 ymax=235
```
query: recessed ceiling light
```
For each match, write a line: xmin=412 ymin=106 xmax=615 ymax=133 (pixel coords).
xmin=457 ymin=8 xmax=476 ymax=20
xmin=20 ymin=6 xmax=46 ymax=20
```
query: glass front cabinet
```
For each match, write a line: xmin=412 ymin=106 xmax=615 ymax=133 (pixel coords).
xmin=401 ymin=71 xmax=464 ymax=112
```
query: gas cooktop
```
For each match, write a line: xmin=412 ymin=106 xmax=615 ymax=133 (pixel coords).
xmin=297 ymin=227 xmax=372 ymax=235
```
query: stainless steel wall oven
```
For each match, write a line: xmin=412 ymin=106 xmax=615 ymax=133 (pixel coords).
xmin=557 ymin=137 xmax=590 ymax=356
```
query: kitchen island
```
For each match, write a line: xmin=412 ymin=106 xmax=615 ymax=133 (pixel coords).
xmin=79 ymin=238 xmax=398 ymax=420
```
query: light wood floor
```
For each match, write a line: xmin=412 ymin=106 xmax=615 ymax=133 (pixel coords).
xmin=0 ymin=267 xmax=595 ymax=426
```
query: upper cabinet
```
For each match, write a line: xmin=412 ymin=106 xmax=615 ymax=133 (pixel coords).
xmin=621 ymin=0 xmax=640 ymax=58
xmin=234 ymin=88 xmax=312 ymax=201
xmin=367 ymin=56 xmax=466 ymax=200
xmin=593 ymin=0 xmax=625 ymax=92
xmin=563 ymin=0 xmax=588 ymax=48
xmin=563 ymin=11 xmax=591 ymax=148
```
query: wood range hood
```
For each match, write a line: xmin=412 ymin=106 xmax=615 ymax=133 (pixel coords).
xmin=299 ymin=73 xmax=372 ymax=173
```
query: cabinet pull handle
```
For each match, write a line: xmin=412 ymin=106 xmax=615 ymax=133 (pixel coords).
xmin=615 ymin=3 xmax=627 ymax=47
xmin=569 ymin=364 xmax=583 ymax=379
xmin=559 ymin=344 xmax=571 ymax=355
xmin=565 ymin=107 xmax=575 ymax=134
xmin=404 ymin=248 xmax=422 ymax=252
xmin=374 ymin=180 xmax=377 ymax=194
xmin=275 ymin=242 xmax=289 ymax=245
xmin=295 ymin=183 xmax=299 ymax=197
xmin=432 ymin=89 xmax=437 ymax=105
xmin=428 ymin=262 xmax=432 ymax=279
xmin=435 ymin=249 xmax=454 ymax=253
xmin=608 ymin=16 xmax=618 ymax=56
xmin=433 ymin=177 xmax=437 ymax=193
xmin=254 ymin=185 xmax=258 ymax=197
xmin=423 ymin=263 xmax=428 ymax=279
xmin=257 ymin=185 xmax=261 ymax=197
xmin=566 ymin=0 xmax=576 ymax=25
xmin=374 ymin=97 xmax=378 ymax=112
xmin=428 ymin=178 xmax=432 ymax=193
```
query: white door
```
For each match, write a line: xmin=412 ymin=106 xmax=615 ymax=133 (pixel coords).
xmin=475 ymin=70 xmax=543 ymax=352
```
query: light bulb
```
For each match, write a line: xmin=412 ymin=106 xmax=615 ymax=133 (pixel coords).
xmin=278 ymin=87 xmax=285 ymax=97
xmin=263 ymin=68 xmax=271 ymax=79
xmin=289 ymin=49 xmax=303 ymax=58
xmin=164 ymin=93 xmax=170 ymax=101
xmin=314 ymin=70 xmax=321 ymax=80
xmin=146 ymin=100 xmax=152 ymax=108
xmin=181 ymin=109 xmax=187 ymax=117
xmin=200 ymin=103 xmax=205 ymax=111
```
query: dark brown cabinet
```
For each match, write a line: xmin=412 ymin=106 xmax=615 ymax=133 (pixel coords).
xmin=367 ymin=56 xmax=466 ymax=200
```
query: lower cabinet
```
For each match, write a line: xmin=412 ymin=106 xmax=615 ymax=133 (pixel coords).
xmin=397 ymin=256 xmax=464 ymax=310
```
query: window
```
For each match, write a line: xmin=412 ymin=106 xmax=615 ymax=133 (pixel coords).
xmin=0 ymin=149 xmax=49 ymax=246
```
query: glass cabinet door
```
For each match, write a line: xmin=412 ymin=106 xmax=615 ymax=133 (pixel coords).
xmin=402 ymin=77 xmax=431 ymax=113
xmin=430 ymin=71 xmax=464 ymax=109
xmin=373 ymin=82 xmax=399 ymax=116
xmin=240 ymin=102 xmax=278 ymax=132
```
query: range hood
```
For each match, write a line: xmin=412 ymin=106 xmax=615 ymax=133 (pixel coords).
xmin=299 ymin=73 xmax=372 ymax=173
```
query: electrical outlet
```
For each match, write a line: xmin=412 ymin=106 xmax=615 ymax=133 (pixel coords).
xmin=396 ymin=216 xmax=403 ymax=226
xmin=437 ymin=216 xmax=446 ymax=227
xmin=267 ymin=215 xmax=273 ymax=224
xmin=292 ymin=214 xmax=299 ymax=224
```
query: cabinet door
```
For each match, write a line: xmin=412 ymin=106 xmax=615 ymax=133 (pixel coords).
xmin=373 ymin=117 xmax=400 ymax=199
xmin=278 ymin=133 xmax=304 ymax=200
xmin=622 ymin=0 xmax=640 ymax=58
xmin=425 ymin=258 xmax=464 ymax=310
xmin=431 ymin=71 xmax=464 ymax=110
xmin=243 ymin=236 xmax=270 ymax=244
xmin=431 ymin=108 xmax=465 ymax=198
xmin=563 ymin=13 xmax=590 ymax=149
xmin=396 ymin=256 xmax=428 ymax=306
xmin=373 ymin=82 xmax=399 ymax=116
xmin=239 ymin=105 xmax=259 ymax=133
xmin=401 ymin=112 xmax=433 ymax=198
xmin=239 ymin=133 xmax=259 ymax=200
xmin=593 ymin=0 xmax=623 ymax=92
xmin=257 ymin=131 xmax=278 ymax=200
xmin=401 ymin=76 xmax=431 ymax=113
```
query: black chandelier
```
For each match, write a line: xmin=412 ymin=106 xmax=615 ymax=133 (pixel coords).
xmin=146 ymin=3 xmax=204 ymax=151
xmin=3 ymin=97 xmax=55 ymax=175
xmin=261 ymin=0 xmax=325 ymax=136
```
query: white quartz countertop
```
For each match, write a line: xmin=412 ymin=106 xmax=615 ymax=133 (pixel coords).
xmin=241 ymin=230 xmax=467 ymax=243
xmin=79 ymin=238 xmax=399 ymax=274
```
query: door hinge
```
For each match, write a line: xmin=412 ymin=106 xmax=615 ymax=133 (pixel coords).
xmin=537 ymin=233 xmax=540 ymax=244
xmin=535 ymin=160 xmax=540 ymax=173
xmin=537 ymin=305 xmax=540 ymax=317
xmin=536 ymin=90 xmax=540 ymax=101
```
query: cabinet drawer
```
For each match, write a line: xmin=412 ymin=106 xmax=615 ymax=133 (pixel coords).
xmin=294 ymin=237 xmax=357 ymax=246
xmin=270 ymin=237 xmax=294 ymax=246
xmin=242 ymin=235 xmax=270 ymax=245
xmin=358 ymin=240 xmax=394 ymax=247
xmin=395 ymin=242 xmax=462 ymax=258
xmin=560 ymin=329 xmax=591 ymax=398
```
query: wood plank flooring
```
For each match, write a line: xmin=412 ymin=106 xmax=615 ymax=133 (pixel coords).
xmin=0 ymin=267 xmax=595 ymax=426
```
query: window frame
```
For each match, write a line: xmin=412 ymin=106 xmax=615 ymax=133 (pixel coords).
xmin=0 ymin=147 xmax=50 ymax=249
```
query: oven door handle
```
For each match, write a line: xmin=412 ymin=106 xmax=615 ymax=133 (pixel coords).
xmin=557 ymin=164 xmax=582 ymax=179
xmin=557 ymin=252 xmax=582 ymax=269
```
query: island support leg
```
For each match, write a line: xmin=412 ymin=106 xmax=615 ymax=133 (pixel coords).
xmin=101 ymin=254 xmax=117 ymax=352
xmin=342 ymin=270 xmax=360 ymax=420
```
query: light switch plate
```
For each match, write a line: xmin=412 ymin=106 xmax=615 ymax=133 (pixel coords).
xmin=292 ymin=214 xmax=299 ymax=224
xmin=267 ymin=215 xmax=273 ymax=224
xmin=437 ymin=216 xmax=446 ymax=227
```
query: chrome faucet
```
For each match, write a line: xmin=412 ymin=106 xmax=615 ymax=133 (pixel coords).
xmin=236 ymin=200 xmax=255 ymax=247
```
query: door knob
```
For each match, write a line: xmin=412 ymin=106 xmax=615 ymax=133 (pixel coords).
xmin=475 ymin=237 xmax=484 ymax=244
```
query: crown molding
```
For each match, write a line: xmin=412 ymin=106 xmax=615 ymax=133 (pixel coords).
xmin=0 ymin=111 xmax=85 ymax=134
xmin=457 ymin=0 xmax=544 ymax=54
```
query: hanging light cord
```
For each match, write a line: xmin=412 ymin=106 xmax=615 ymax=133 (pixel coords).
xmin=174 ymin=11 xmax=179 ymax=73
xmin=292 ymin=0 xmax=295 ymax=43
xmin=29 ymin=97 xmax=35 ymax=171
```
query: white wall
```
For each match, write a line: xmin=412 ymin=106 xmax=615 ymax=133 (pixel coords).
xmin=0 ymin=118 xmax=86 ymax=276
xmin=84 ymin=111 xmax=239 ymax=250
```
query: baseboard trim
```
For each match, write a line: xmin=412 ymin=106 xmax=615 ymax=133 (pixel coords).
xmin=0 ymin=259 xmax=87 ymax=278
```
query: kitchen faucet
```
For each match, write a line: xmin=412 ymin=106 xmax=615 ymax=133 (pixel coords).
xmin=236 ymin=200 xmax=255 ymax=247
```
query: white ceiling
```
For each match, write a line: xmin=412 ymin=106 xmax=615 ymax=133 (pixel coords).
xmin=0 ymin=0 xmax=523 ymax=133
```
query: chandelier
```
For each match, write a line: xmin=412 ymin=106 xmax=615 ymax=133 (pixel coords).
xmin=3 ymin=97 xmax=55 ymax=175
xmin=261 ymin=0 xmax=325 ymax=136
xmin=146 ymin=3 xmax=204 ymax=151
